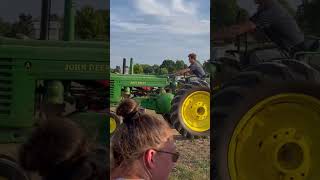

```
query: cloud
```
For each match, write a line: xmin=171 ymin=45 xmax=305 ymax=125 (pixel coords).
xmin=112 ymin=0 xmax=209 ymax=35
xmin=172 ymin=0 xmax=196 ymax=15
xmin=135 ymin=0 xmax=171 ymax=16
xmin=110 ymin=0 xmax=210 ymax=67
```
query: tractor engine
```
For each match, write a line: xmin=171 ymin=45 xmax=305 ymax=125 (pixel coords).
xmin=35 ymin=80 xmax=108 ymax=119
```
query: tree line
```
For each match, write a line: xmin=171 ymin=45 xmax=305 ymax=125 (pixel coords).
xmin=112 ymin=59 xmax=190 ymax=75
xmin=133 ymin=59 xmax=188 ymax=75
xmin=212 ymin=0 xmax=320 ymax=37
xmin=0 ymin=6 xmax=109 ymax=41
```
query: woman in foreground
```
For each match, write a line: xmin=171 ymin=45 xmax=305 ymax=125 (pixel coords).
xmin=111 ymin=99 xmax=179 ymax=180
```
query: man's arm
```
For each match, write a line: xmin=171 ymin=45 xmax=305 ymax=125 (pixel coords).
xmin=176 ymin=68 xmax=191 ymax=75
xmin=213 ymin=21 xmax=256 ymax=41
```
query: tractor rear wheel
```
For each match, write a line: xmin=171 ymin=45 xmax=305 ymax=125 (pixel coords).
xmin=213 ymin=60 xmax=320 ymax=180
xmin=170 ymin=82 xmax=210 ymax=139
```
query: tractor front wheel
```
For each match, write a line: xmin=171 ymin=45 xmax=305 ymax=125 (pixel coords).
xmin=110 ymin=112 xmax=121 ymax=136
xmin=170 ymin=82 xmax=210 ymax=138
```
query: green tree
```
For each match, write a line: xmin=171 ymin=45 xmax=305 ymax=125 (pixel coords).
xmin=75 ymin=6 xmax=97 ymax=40
xmin=160 ymin=60 xmax=176 ymax=73
xmin=8 ymin=13 xmax=33 ymax=37
xmin=75 ymin=6 xmax=108 ymax=40
xmin=297 ymin=0 xmax=320 ymax=36
xmin=175 ymin=60 xmax=187 ymax=71
xmin=159 ymin=68 xmax=168 ymax=75
xmin=143 ymin=65 xmax=153 ymax=74
xmin=133 ymin=64 xmax=143 ymax=74
xmin=211 ymin=0 xmax=239 ymax=31
xmin=0 ymin=18 xmax=11 ymax=36
xmin=152 ymin=64 xmax=160 ymax=74
xmin=93 ymin=10 xmax=108 ymax=40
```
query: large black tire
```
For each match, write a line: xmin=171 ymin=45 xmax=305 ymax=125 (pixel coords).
xmin=0 ymin=155 xmax=30 ymax=180
xmin=170 ymin=81 xmax=210 ymax=139
xmin=212 ymin=57 xmax=241 ymax=88
xmin=212 ymin=60 xmax=320 ymax=180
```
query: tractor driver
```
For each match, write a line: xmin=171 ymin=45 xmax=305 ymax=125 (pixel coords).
xmin=213 ymin=0 xmax=307 ymax=58
xmin=176 ymin=53 xmax=206 ymax=80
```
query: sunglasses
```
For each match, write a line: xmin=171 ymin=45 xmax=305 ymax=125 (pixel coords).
xmin=153 ymin=149 xmax=180 ymax=163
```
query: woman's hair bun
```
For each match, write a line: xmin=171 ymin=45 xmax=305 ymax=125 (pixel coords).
xmin=116 ymin=99 xmax=139 ymax=119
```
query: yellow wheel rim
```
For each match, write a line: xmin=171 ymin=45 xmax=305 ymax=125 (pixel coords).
xmin=181 ymin=90 xmax=210 ymax=132
xmin=110 ymin=117 xmax=117 ymax=134
xmin=228 ymin=93 xmax=320 ymax=180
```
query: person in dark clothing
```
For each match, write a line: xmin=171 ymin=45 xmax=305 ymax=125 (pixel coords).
xmin=19 ymin=117 xmax=107 ymax=180
xmin=176 ymin=53 xmax=206 ymax=79
xmin=214 ymin=0 xmax=306 ymax=54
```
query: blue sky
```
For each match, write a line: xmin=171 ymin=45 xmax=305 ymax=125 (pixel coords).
xmin=110 ymin=0 xmax=210 ymax=68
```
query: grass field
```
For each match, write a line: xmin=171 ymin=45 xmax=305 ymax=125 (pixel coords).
xmin=169 ymin=136 xmax=210 ymax=180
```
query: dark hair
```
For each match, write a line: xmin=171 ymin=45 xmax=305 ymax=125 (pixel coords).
xmin=111 ymin=99 xmax=172 ymax=168
xmin=188 ymin=53 xmax=197 ymax=60
xmin=19 ymin=117 xmax=89 ymax=176
xmin=116 ymin=99 xmax=139 ymax=118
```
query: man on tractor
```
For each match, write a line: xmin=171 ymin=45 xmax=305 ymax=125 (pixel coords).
xmin=176 ymin=53 xmax=206 ymax=81
xmin=213 ymin=0 xmax=319 ymax=65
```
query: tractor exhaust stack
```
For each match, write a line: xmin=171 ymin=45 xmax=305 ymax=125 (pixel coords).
xmin=40 ymin=0 xmax=51 ymax=40
xmin=130 ymin=58 xmax=134 ymax=74
xmin=63 ymin=0 xmax=75 ymax=41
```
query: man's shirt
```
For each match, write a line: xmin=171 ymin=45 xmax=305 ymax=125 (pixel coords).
xmin=189 ymin=61 xmax=206 ymax=78
xmin=250 ymin=0 xmax=304 ymax=51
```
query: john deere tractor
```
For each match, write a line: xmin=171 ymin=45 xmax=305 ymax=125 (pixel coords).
xmin=211 ymin=1 xmax=320 ymax=180
xmin=0 ymin=0 xmax=108 ymax=179
xmin=110 ymin=58 xmax=210 ymax=139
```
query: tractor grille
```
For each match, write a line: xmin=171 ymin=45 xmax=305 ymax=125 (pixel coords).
xmin=0 ymin=58 xmax=13 ymax=115
xmin=110 ymin=80 xmax=114 ymax=97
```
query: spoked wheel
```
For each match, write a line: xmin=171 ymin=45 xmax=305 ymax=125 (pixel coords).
xmin=171 ymin=82 xmax=210 ymax=139
xmin=0 ymin=155 xmax=29 ymax=180
xmin=110 ymin=112 xmax=120 ymax=136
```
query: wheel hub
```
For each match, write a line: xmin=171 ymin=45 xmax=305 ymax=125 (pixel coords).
xmin=228 ymin=93 xmax=320 ymax=180
xmin=181 ymin=90 xmax=210 ymax=132
xmin=277 ymin=142 xmax=303 ymax=171
xmin=197 ymin=106 xmax=206 ymax=116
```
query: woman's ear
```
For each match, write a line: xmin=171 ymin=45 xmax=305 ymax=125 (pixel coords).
xmin=144 ymin=149 xmax=157 ymax=169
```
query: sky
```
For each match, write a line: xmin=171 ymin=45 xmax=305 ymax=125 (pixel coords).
xmin=0 ymin=0 xmax=108 ymax=22
xmin=110 ymin=0 xmax=210 ymax=68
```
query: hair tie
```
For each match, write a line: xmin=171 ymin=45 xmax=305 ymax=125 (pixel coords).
xmin=123 ymin=111 xmax=140 ymax=125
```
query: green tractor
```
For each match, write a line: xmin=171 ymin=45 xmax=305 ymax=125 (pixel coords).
xmin=110 ymin=58 xmax=210 ymax=139
xmin=0 ymin=0 xmax=108 ymax=179
xmin=211 ymin=1 xmax=320 ymax=180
